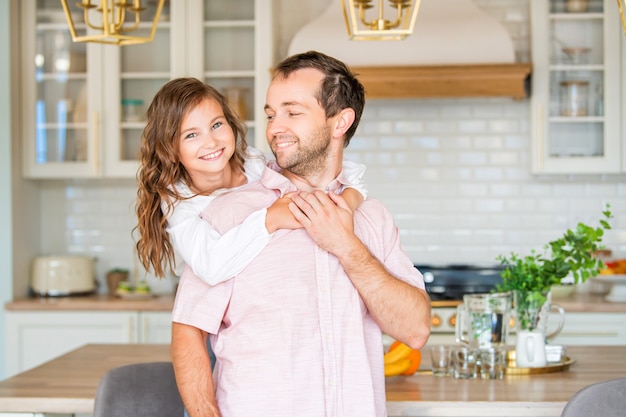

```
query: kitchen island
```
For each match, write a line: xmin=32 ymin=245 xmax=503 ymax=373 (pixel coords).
xmin=0 ymin=344 xmax=624 ymax=417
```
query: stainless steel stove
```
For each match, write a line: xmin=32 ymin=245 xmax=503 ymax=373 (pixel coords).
xmin=415 ymin=264 xmax=504 ymax=344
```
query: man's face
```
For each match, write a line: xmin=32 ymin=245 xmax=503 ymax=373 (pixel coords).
xmin=264 ymin=68 xmax=333 ymax=177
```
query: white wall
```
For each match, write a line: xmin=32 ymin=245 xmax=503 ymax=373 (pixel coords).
xmin=28 ymin=0 xmax=626 ymax=294
xmin=0 ymin=0 xmax=12 ymax=380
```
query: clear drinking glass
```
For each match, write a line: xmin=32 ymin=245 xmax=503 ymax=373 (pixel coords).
xmin=451 ymin=346 xmax=477 ymax=379
xmin=430 ymin=345 xmax=451 ymax=377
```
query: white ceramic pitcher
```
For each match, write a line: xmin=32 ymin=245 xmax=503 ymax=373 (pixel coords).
xmin=513 ymin=290 xmax=565 ymax=368
xmin=515 ymin=330 xmax=547 ymax=367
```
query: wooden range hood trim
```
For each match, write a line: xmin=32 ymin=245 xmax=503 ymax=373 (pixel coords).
xmin=351 ymin=63 xmax=533 ymax=100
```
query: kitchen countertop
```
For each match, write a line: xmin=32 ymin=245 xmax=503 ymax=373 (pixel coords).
xmin=0 ymin=344 xmax=625 ymax=416
xmin=5 ymin=292 xmax=626 ymax=313
xmin=4 ymin=294 xmax=176 ymax=311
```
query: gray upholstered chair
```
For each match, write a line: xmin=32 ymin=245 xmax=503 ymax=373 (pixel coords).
xmin=560 ymin=377 xmax=626 ymax=417
xmin=93 ymin=362 xmax=184 ymax=417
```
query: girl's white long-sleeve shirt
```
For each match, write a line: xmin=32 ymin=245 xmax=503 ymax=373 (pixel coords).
xmin=163 ymin=147 xmax=367 ymax=285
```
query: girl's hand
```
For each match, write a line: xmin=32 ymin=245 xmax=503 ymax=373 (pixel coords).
xmin=341 ymin=187 xmax=364 ymax=213
xmin=265 ymin=192 xmax=303 ymax=233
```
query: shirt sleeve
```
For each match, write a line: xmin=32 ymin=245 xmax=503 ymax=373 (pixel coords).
xmin=165 ymin=195 xmax=272 ymax=285
xmin=341 ymin=160 xmax=368 ymax=199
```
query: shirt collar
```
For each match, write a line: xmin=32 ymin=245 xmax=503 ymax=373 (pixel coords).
xmin=261 ymin=161 xmax=348 ymax=196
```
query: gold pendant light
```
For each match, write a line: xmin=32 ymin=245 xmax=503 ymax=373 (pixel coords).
xmin=618 ymin=0 xmax=626 ymax=34
xmin=340 ymin=0 xmax=422 ymax=41
xmin=60 ymin=0 xmax=165 ymax=45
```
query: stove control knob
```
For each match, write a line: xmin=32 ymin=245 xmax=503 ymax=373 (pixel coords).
xmin=431 ymin=313 xmax=442 ymax=328
xmin=448 ymin=314 xmax=456 ymax=327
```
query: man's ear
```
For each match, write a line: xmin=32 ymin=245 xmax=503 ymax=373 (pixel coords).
xmin=332 ymin=108 xmax=356 ymax=139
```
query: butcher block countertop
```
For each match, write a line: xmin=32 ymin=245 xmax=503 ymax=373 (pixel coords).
xmin=5 ymin=292 xmax=626 ymax=312
xmin=0 ymin=344 xmax=625 ymax=416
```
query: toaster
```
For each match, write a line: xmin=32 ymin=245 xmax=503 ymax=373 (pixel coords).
xmin=31 ymin=256 xmax=97 ymax=296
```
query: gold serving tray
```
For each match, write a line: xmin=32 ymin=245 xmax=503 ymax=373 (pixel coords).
xmin=505 ymin=350 xmax=575 ymax=375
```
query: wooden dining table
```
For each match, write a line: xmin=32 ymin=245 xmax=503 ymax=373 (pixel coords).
xmin=0 ymin=344 xmax=171 ymax=415
xmin=0 ymin=344 xmax=625 ymax=416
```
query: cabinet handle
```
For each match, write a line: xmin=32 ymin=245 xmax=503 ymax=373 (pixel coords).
xmin=129 ymin=315 xmax=137 ymax=342
xmin=537 ymin=105 xmax=543 ymax=171
xmin=142 ymin=315 xmax=148 ymax=342
xmin=93 ymin=112 xmax=100 ymax=175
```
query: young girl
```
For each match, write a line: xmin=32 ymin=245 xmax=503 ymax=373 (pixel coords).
xmin=135 ymin=77 xmax=367 ymax=285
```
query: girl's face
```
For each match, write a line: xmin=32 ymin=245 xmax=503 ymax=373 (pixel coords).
xmin=178 ymin=98 xmax=237 ymax=192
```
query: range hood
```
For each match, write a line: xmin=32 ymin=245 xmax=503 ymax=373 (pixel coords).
xmin=287 ymin=0 xmax=531 ymax=99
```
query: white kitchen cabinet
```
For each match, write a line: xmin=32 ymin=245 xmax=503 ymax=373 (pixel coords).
xmin=550 ymin=312 xmax=626 ymax=346
xmin=139 ymin=311 xmax=173 ymax=344
xmin=21 ymin=0 xmax=273 ymax=179
xmin=530 ymin=0 xmax=623 ymax=174
xmin=425 ymin=311 xmax=626 ymax=347
xmin=4 ymin=311 xmax=172 ymax=378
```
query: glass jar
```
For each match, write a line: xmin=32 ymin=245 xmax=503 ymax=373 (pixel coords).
xmin=560 ymin=80 xmax=589 ymax=116
xmin=222 ymin=87 xmax=248 ymax=121
xmin=121 ymin=99 xmax=144 ymax=122
xmin=566 ymin=0 xmax=588 ymax=12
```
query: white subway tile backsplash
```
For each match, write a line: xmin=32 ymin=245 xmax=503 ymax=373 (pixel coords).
xmin=488 ymin=119 xmax=521 ymax=133
xmin=424 ymin=121 xmax=458 ymax=134
xmin=458 ymin=120 xmax=488 ymax=134
xmin=458 ymin=184 xmax=490 ymax=197
xmin=458 ymin=152 xmax=489 ymax=165
xmin=553 ymin=184 xmax=586 ymax=197
xmin=474 ymin=167 xmax=505 ymax=181
xmin=490 ymin=184 xmax=521 ymax=197
xmin=394 ymin=121 xmax=424 ymax=134
xmin=474 ymin=136 xmax=504 ymax=149
xmin=410 ymin=136 xmax=440 ymax=149
xmin=488 ymin=151 xmax=519 ymax=165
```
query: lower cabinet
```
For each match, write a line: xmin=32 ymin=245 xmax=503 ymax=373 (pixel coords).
xmin=425 ymin=312 xmax=626 ymax=347
xmin=5 ymin=311 xmax=172 ymax=378
xmin=550 ymin=312 xmax=626 ymax=346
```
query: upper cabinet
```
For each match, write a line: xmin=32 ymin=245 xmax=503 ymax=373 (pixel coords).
xmin=530 ymin=0 xmax=622 ymax=174
xmin=21 ymin=0 xmax=273 ymax=179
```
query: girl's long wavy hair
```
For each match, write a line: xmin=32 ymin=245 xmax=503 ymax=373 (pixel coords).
xmin=134 ymin=78 xmax=248 ymax=277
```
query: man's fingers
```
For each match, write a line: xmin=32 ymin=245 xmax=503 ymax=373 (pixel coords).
xmin=288 ymin=201 xmax=310 ymax=224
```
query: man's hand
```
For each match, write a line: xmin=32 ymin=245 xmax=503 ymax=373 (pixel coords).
xmin=288 ymin=190 xmax=358 ymax=256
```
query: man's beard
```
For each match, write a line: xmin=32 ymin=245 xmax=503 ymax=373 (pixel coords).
xmin=272 ymin=125 xmax=331 ymax=177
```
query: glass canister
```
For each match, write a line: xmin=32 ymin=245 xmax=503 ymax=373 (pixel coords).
xmin=566 ymin=0 xmax=588 ymax=12
xmin=121 ymin=99 xmax=144 ymax=122
xmin=222 ymin=87 xmax=248 ymax=121
xmin=560 ymin=80 xmax=589 ymax=116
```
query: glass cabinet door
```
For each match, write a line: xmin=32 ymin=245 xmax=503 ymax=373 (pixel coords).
xmin=22 ymin=0 xmax=273 ymax=178
xmin=102 ymin=0 xmax=173 ymax=177
xmin=202 ymin=0 xmax=257 ymax=143
xmin=23 ymin=0 xmax=100 ymax=177
xmin=531 ymin=0 xmax=621 ymax=173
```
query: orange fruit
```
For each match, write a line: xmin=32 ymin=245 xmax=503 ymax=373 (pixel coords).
xmin=402 ymin=349 xmax=422 ymax=375
xmin=388 ymin=341 xmax=421 ymax=376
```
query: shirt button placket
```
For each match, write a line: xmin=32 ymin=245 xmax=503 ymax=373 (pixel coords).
xmin=315 ymin=246 xmax=338 ymax=415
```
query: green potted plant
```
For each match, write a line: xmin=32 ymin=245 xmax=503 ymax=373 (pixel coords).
xmin=497 ymin=204 xmax=612 ymax=330
xmin=106 ymin=268 xmax=129 ymax=296
xmin=496 ymin=205 xmax=613 ymax=302
xmin=495 ymin=205 xmax=612 ymax=367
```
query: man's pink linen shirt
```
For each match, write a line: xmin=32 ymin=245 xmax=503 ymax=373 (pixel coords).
xmin=172 ymin=166 xmax=425 ymax=417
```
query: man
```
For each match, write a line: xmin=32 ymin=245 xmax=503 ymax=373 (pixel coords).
xmin=171 ymin=50 xmax=431 ymax=417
